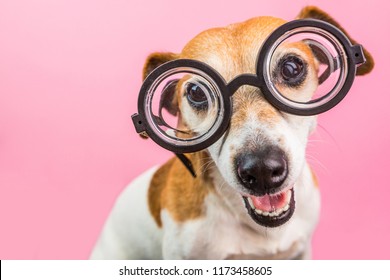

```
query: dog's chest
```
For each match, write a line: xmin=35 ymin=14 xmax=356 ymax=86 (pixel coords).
xmin=206 ymin=195 xmax=307 ymax=259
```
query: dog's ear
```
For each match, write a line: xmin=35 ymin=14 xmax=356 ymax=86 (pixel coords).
xmin=143 ymin=52 xmax=179 ymax=79
xmin=296 ymin=6 xmax=374 ymax=76
xmin=138 ymin=52 xmax=181 ymax=139
xmin=143 ymin=52 xmax=180 ymax=116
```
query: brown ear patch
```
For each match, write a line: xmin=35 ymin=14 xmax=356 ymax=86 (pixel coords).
xmin=148 ymin=152 xmax=215 ymax=227
xmin=143 ymin=52 xmax=179 ymax=80
xmin=297 ymin=6 xmax=374 ymax=76
xmin=138 ymin=52 xmax=179 ymax=140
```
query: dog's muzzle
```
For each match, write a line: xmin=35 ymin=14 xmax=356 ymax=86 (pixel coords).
xmin=235 ymin=146 xmax=295 ymax=227
xmin=236 ymin=146 xmax=288 ymax=195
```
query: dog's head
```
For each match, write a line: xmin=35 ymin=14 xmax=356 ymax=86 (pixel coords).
xmin=142 ymin=6 xmax=374 ymax=228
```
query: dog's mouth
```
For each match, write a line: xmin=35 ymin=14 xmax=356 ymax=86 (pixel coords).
xmin=242 ymin=187 xmax=295 ymax=228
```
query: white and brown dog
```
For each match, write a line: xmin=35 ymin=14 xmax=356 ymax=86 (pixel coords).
xmin=91 ymin=6 xmax=373 ymax=260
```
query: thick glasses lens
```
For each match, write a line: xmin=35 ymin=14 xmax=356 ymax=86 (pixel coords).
xmin=267 ymin=28 xmax=348 ymax=106
xmin=143 ymin=67 xmax=225 ymax=149
xmin=260 ymin=23 xmax=353 ymax=114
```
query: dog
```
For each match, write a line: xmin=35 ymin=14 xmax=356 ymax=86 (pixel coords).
xmin=90 ymin=6 xmax=374 ymax=260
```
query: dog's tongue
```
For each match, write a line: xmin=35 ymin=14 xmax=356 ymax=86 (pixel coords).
xmin=250 ymin=192 xmax=288 ymax=212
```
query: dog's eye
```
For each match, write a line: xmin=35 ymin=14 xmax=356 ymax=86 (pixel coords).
xmin=279 ymin=56 xmax=306 ymax=87
xmin=185 ymin=82 xmax=208 ymax=110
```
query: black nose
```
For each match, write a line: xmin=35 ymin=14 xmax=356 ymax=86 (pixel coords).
xmin=236 ymin=146 xmax=288 ymax=193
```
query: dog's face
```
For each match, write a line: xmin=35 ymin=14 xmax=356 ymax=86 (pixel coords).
xmin=180 ymin=17 xmax=318 ymax=228
xmin=142 ymin=7 xmax=373 ymax=228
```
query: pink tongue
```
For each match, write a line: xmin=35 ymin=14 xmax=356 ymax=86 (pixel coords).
xmin=250 ymin=192 xmax=287 ymax=212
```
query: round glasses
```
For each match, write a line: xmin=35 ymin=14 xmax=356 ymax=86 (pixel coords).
xmin=132 ymin=19 xmax=366 ymax=154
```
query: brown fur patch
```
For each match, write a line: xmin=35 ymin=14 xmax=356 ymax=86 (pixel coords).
xmin=148 ymin=152 xmax=215 ymax=227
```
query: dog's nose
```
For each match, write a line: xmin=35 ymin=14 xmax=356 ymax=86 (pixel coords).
xmin=236 ymin=146 xmax=288 ymax=193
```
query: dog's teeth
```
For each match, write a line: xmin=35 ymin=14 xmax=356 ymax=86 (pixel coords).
xmin=247 ymin=197 xmax=255 ymax=209
xmin=254 ymin=203 xmax=290 ymax=217
xmin=250 ymin=189 xmax=293 ymax=218
xmin=275 ymin=209 xmax=283 ymax=216
xmin=261 ymin=211 xmax=269 ymax=216
xmin=254 ymin=209 xmax=263 ymax=215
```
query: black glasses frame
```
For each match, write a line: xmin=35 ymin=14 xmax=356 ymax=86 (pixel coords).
xmin=132 ymin=19 xmax=366 ymax=155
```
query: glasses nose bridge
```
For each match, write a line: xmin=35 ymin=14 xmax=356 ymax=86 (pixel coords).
xmin=226 ymin=73 xmax=263 ymax=97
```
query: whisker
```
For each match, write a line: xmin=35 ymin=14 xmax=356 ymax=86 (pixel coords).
xmin=316 ymin=123 xmax=342 ymax=152
xmin=197 ymin=159 xmax=215 ymax=176
xmin=305 ymin=153 xmax=329 ymax=174
xmin=216 ymin=180 xmax=228 ymax=194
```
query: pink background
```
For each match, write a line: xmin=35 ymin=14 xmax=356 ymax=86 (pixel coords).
xmin=0 ymin=0 xmax=388 ymax=259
